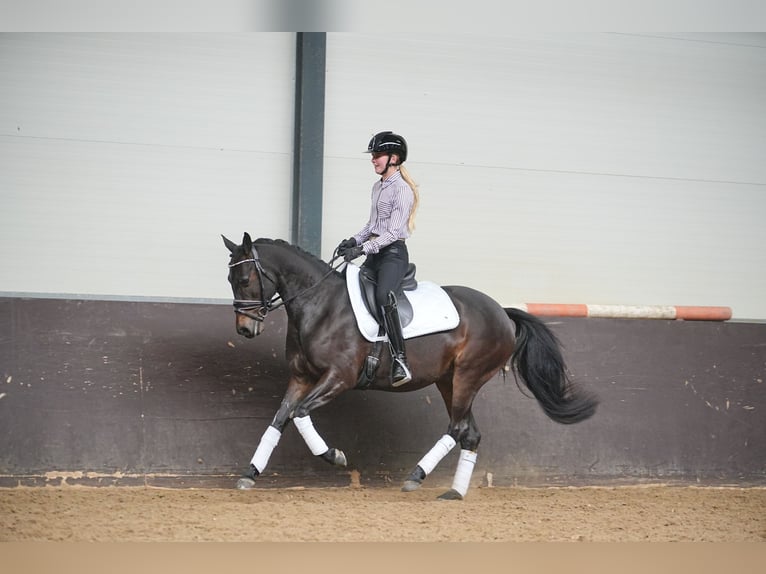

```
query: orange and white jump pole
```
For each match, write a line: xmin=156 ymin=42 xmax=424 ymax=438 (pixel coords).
xmin=510 ymin=303 xmax=732 ymax=321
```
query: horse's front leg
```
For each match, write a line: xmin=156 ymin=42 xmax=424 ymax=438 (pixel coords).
xmin=236 ymin=371 xmax=352 ymax=490
xmin=291 ymin=369 xmax=353 ymax=467
xmin=236 ymin=379 xmax=307 ymax=489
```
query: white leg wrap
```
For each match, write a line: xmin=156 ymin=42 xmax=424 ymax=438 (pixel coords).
xmin=417 ymin=434 xmax=457 ymax=475
xmin=451 ymin=449 xmax=478 ymax=497
xmin=250 ymin=425 xmax=282 ymax=473
xmin=293 ymin=415 xmax=329 ymax=456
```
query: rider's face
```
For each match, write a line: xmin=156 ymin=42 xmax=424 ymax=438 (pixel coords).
xmin=371 ymin=152 xmax=399 ymax=176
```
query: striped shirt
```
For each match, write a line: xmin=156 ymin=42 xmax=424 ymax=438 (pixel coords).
xmin=353 ymin=170 xmax=414 ymax=255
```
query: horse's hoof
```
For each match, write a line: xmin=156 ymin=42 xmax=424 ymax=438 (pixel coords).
xmin=333 ymin=449 xmax=348 ymax=467
xmin=236 ymin=477 xmax=257 ymax=490
xmin=437 ymin=489 xmax=464 ymax=501
xmin=321 ymin=448 xmax=347 ymax=467
xmin=401 ymin=480 xmax=422 ymax=492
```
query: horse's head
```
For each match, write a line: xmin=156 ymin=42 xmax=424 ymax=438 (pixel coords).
xmin=222 ymin=232 xmax=278 ymax=338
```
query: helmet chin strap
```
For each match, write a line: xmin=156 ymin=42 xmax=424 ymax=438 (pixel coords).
xmin=382 ymin=154 xmax=400 ymax=176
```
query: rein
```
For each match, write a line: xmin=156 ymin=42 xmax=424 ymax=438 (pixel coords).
xmin=230 ymin=245 xmax=345 ymax=323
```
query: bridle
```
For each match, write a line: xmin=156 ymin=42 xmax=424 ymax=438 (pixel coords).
xmin=229 ymin=245 xmax=277 ymax=322
xmin=229 ymin=244 xmax=345 ymax=324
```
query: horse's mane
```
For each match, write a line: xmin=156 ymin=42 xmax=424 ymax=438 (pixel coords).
xmin=254 ymin=237 xmax=340 ymax=276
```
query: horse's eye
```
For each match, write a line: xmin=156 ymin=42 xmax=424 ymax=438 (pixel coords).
xmin=238 ymin=277 xmax=249 ymax=287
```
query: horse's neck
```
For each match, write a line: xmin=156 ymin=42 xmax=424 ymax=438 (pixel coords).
xmin=266 ymin=249 xmax=347 ymax=334
xmin=264 ymin=245 xmax=337 ymax=298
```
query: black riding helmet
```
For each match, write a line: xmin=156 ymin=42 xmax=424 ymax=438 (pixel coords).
xmin=365 ymin=131 xmax=407 ymax=164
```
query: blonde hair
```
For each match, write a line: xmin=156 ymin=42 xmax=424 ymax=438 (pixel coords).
xmin=399 ymin=164 xmax=419 ymax=233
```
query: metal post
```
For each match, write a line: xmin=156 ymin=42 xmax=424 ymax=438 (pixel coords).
xmin=292 ymin=32 xmax=326 ymax=256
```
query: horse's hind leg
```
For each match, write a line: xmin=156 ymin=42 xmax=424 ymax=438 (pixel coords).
xmin=437 ymin=410 xmax=481 ymax=500
xmin=401 ymin=409 xmax=481 ymax=499
xmin=401 ymin=433 xmax=457 ymax=492
xmin=401 ymin=378 xmax=455 ymax=492
xmin=401 ymin=378 xmax=482 ymax=500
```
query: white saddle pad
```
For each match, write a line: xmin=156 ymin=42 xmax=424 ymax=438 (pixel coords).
xmin=345 ymin=263 xmax=460 ymax=342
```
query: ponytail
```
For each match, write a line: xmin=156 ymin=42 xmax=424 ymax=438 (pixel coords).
xmin=399 ymin=164 xmax=419 ymax=233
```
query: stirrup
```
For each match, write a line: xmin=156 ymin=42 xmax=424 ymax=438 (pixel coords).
xmin=391 ymin=357 xmax=412 ymax=387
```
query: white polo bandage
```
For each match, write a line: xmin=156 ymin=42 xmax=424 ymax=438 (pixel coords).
xmin=417 ymin=434 xmax=457 ymax=475
xmin=293 ymin=415 xmax=329 ymax=456
xmin=451 ymin=449 xmax=478 ymax=497
xmin=250 ymin=425 xmax=282 ymax=473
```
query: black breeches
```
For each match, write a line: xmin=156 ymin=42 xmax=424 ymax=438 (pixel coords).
xmin=361 ymin=240 xmax=410 ymax=310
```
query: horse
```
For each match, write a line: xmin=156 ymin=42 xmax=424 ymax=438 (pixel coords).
xmin=222 ymin=232 xmax=598 ymax=499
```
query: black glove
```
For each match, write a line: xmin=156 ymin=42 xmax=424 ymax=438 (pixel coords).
xmin=336 ymin=237 xmax=356 ymax=256
xmin=343 ymin=245 xmax=364 ymax=262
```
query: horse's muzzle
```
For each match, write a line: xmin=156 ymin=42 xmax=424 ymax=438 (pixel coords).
xmin=236 ymin=316 xmax=263 ymax=338
xmin=237 ymin=323 xmax=255 ymax=338
xmin=232 ymin=300 xmax=268 ymax=337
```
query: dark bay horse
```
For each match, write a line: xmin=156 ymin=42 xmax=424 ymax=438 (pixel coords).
xmin=223 ymin=233 xmax=598 ymax=499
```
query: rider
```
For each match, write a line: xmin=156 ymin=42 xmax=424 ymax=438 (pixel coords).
xmin=337 ymin=131 xmax=420 ymax=387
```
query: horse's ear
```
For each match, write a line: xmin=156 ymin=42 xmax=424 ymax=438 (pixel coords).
xmin=242 ymin=232 xmax=253 ymax=251
xmin=222 ymin=234 xmax=238 ymax=253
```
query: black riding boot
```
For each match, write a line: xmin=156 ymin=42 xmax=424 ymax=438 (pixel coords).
xmin=382 ymin=293 xmax=412 ymax=387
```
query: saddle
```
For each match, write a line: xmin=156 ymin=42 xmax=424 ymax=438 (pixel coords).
xmin=347 ymin=262 xmax=460 ymax=389
xmin=345 ymin=263 xmax=460 ymax=344
xmin=357 ymin=263 xmax=418 ymax=327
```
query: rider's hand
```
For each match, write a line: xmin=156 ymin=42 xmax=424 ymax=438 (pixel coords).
xmin=336 ymin=237 xmax=356 ymax=256
xmin=343 ymin=245 xmax=364 ymax=262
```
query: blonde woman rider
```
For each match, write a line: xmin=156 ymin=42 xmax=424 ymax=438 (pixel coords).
xmin=337 ymin=131 xmax=420 ymax=386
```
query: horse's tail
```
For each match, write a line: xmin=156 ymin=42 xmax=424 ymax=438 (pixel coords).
xmin=505 ymin=307 xmax=598 ymax=424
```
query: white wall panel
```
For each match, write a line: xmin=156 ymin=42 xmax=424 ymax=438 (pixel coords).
xmin=0 ymin=33 xmax=294 ymax=300
xmin=323 ymin=33 xmax=766 ymax=320
xmin=3 ymin=33 xmax=765 ymax=319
